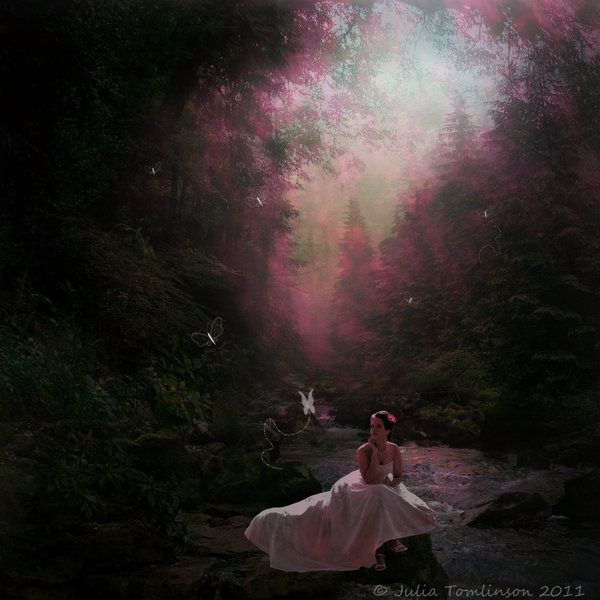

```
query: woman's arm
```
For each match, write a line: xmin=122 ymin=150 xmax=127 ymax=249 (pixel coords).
xmin=386 ymin=445 xmax=403 ymax=487
xmin=357 ymin=441 xmax=380 ymax=484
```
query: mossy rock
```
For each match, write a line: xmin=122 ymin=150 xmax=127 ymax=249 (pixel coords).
xmin=344 ymin=533 xmax=449 ymax=598
xmin=209 ymin=458 xmax=321 ymax=507
xmin=463 ymin=492 xmax=551 ymax=529
xmin=202 ymin=454 xmax=223 ymax=479
xmin=553 ymin=469 xmax=600 ymax=521
xmin=258 ymin=460 xmax=322 ymax=506
xmin=177 ymin=481 xmax=206 ymax=511
xmin=210 ymin=395 xmax=243 ymax=444
xmin=121 ymin=432 xmax=192 ymax=480
xmin=0 ymin=423 xmax=16 ymax=446
xmin=0 ymin=463 xmax=38 ymax=520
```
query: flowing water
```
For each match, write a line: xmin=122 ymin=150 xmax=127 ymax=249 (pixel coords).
xmin=284 ymin=418 xmax=600 ymax=599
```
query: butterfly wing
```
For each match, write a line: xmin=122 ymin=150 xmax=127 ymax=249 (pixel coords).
xmin=210 ymin=317 xmax=224 ymax=341
xmin=191 ymin=332 xmax=211 ymax=347
xmin=299 ymin=391 xmax=308 ymax=415
xmin=307 ymin=389 xmax=315 ymax=414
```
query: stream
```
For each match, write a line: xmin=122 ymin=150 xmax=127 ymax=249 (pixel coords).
xmin=284 ymin=420 xmax=600 ymax=599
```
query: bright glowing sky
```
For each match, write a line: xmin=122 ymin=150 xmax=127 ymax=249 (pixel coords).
xmin=284 ymin=2 xmax=501 ymax=366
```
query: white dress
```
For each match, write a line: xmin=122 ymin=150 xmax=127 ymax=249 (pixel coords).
xmin=244 ymin=460 xmax=436 ymax=572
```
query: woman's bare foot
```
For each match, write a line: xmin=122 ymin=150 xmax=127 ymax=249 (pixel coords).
xmin=387 ymin=539 xmax=408 ymax=552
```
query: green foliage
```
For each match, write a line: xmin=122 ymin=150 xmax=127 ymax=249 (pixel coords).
xmin=42 ymin=440 xmax=190 ymax=548
xmin=0 ymin=318 xmax=199 ymax=547
xmin=0 ymin=320 xmax=114 ymax=424
xmin=210 ymin=394 xmax=243 ymax=444
xmin=147 ymin=355 xmax=211 ymax=426
xmin=401 ymin=348 xmax=501 ymax=407
xmin=419 ymin=403 xmax=483 ymax=446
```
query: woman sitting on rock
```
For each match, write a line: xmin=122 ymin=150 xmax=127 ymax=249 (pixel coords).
xmin=244 ymin=410 xmax=436 ymax=572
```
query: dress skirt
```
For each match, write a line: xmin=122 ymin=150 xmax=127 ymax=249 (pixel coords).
xmin=244 ymin=463 xmax=436 ymax=572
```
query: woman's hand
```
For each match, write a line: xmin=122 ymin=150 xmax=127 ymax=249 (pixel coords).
xmin=367 ymin=437 xmax=379 ymax=461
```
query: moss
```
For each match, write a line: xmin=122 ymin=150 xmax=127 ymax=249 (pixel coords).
xmin=0 ymin=463 xmax=38 ymax=519
xmin=126 ymin=432 xmax=192 ymax=480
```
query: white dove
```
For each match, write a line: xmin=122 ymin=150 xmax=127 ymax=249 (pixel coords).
xmin=299 ymin=389 xmax=315 ymax=416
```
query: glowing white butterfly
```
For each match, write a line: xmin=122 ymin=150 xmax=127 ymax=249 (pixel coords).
xmin=244 ymin=195 xmax=264 ymax=208
xmin=299 ymin=388 xmax=315 ymax=415
xmin=403 ymin=292 xmax=418 ymax=305
xmin=191 ymin=317 xmax=223 ymax=347
xmin=144 ymin=161 xmax=162 ymax=176
xmin=260 ymin=388 xmax=317 ymax=470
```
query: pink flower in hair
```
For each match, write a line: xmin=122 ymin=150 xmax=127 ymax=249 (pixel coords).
xmin=388 ymin=413 xmax=397 ymax=423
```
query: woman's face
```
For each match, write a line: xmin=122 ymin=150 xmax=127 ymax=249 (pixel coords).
xmin=370 ymin=416 xmax=388 ymax=441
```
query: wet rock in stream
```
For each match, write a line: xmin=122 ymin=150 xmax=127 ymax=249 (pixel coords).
xmin=461 ymin=491 xmax=551 ymax=529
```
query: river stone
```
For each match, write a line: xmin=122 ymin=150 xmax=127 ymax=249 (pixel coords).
xmin=515 ymin=450 xmax=552 ymax=469
xmin=345 ymin=533 xmax=449 ymax=599
xmin=462 ymin=492 xmax=551 ymax=529
xmin=552 ymin=469 xmax=600 ymax=521
xmin=564 ymin=439 xmax=600 ymax=466
xmin=188 ymin=515 xmax=256 ymax=556
xmin=188 ymin=513 xmax=447 ymax=598
xmin=76 ymin=521 xmax=176 ymax=573
xmin=556 ymin=447 xmax=580 ymax=467
xmin=79 ymin=557 xmax=224 ymax=600
xmin=188 ymin=509 xmax=449 ymax=599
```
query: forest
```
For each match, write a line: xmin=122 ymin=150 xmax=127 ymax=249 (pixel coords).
xmin=1 ymin=0 xmax=599 ymax=598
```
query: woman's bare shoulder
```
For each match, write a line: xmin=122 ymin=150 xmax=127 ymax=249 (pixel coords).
xmin=357 ymin=442 xmax=371 ymax=453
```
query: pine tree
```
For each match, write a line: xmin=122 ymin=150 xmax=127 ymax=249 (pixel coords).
xmin=435 ymin=93 xmax=477 ymax=181
xmin=329 ymin=198 xmax=379 ymax=377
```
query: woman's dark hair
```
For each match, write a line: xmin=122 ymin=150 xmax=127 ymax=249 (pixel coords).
xmin=371 ymin=411 xmax=397 ymax=438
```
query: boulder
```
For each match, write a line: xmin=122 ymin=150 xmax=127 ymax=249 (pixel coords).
xmin=344 ymin=533 xmax=449 ymax=597
xmin=187 ymin=515 xmax=448 ymax=600
xmin=185 ymin=505 xmax=449 ymax=598
xmin=0 ymin=463 xmax=37 ymax=521
xmin=188 ymin=515 xmax=256 ymax=557
xmin=462 ymin=492 xmax=551 ymax=529
xmin=562 ymin=438 xmax=600 ymax=466
xmin=515 ymin=451 xmax=552 ymax=469
xmin=79 ymin=557 xmax=223 ymax=600
xmin=209 ymin=458 xmax=322 ymax=507
xmin=189 ymin=419 xmax=215 ymax=445
xmin=75 ymin=528 xmax=448 ymax=600
xmin=76 ymin=521 xmax=175 ymax=573
xmin=556 ymin=447 xmax=580 ymax=467
xmin=552 ymin=469 xmax=600 ymax=521
xmin=0 ymin=520 xmax=176 ymax=600
xmin=123 ymin=432 xmax=193 ymax=480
